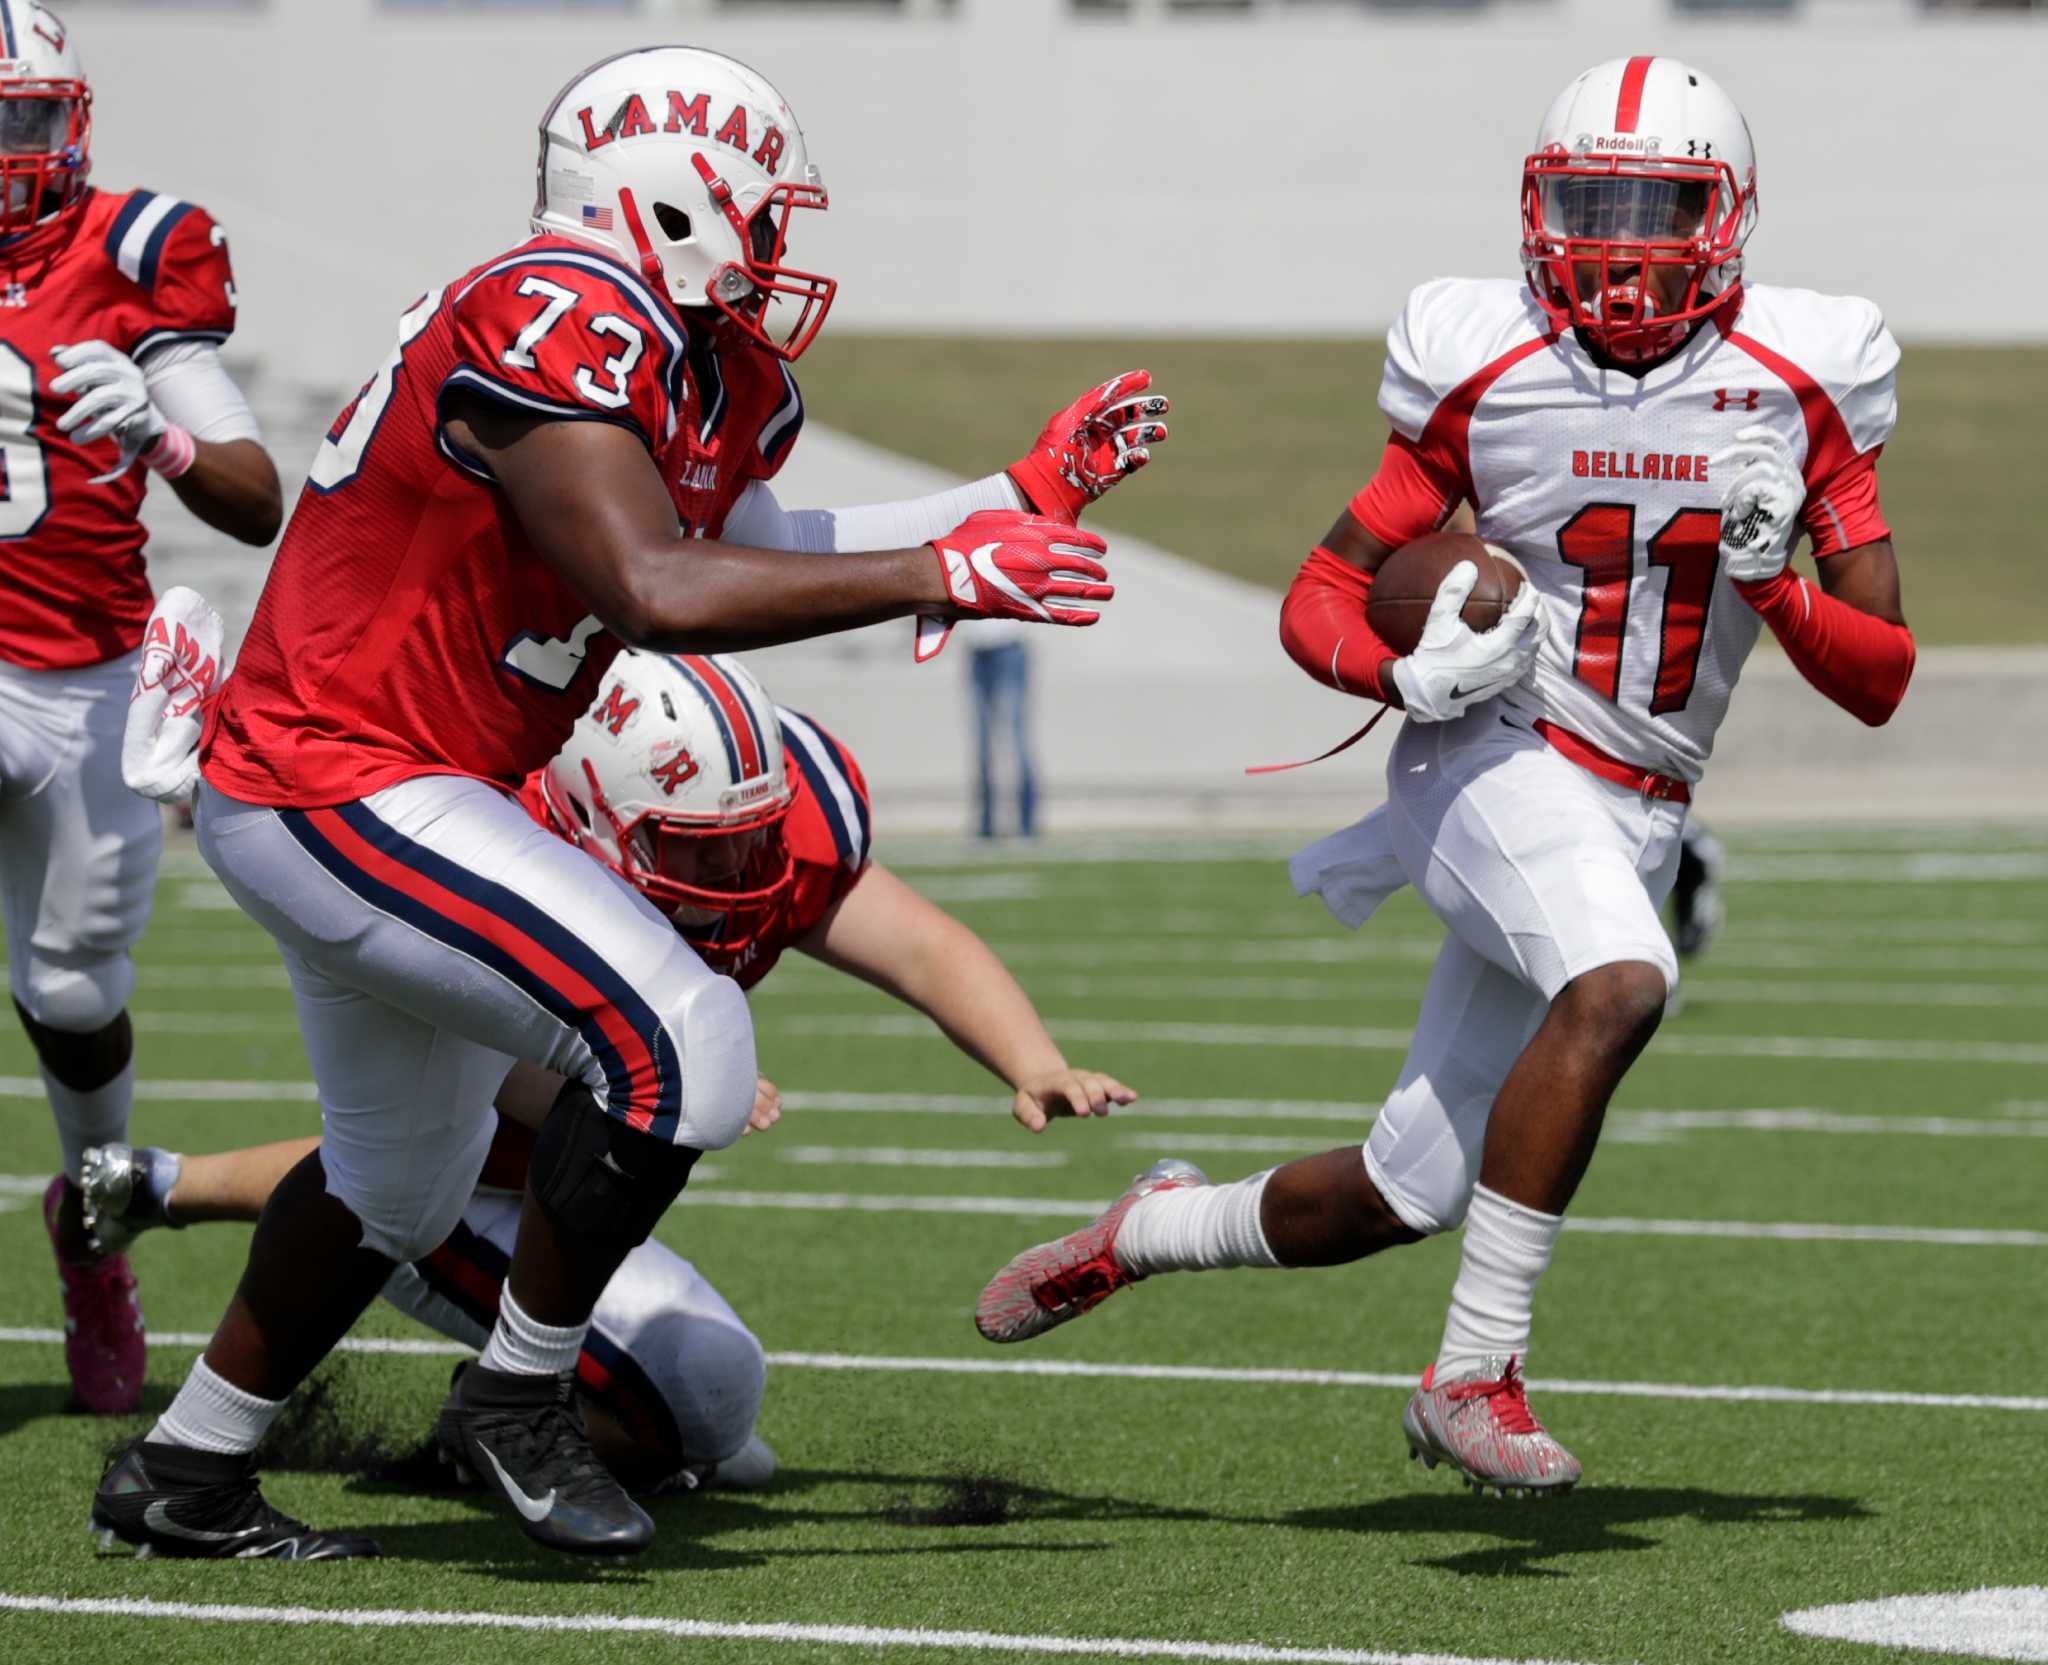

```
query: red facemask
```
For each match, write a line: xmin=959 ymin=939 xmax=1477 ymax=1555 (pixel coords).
xmin=0 ymin=78 xmax=90 ymax=235
xmin=542 ymin=764 xmax=798 ymax=962
xmin=1521 ymin=150 xmax=1749 ymax=364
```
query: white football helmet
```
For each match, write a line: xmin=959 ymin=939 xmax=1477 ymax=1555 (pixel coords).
xmin=0 ymin=1 xmax=88 ymax=234
xmin=533 ymin=46 xmax=834 ymax=361
xmin=541 ymin=650 xmax=796 ymax=949
xmin=1521 ymin=57 xmax=1758 ymax=364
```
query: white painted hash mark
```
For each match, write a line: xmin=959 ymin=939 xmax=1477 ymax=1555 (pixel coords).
xmin=1780 ymin=1587 xmax=2048 ymax=1661
xmin=1 ymin=1330 xmax=2044 ymax=1413
xmin=0 ymin=1593 xmax=1623 ymax=1665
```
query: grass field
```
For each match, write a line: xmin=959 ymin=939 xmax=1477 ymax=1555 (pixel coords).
xmin=3 ymin=825 xmax=2047 ymax=1664
xmin=794 ymin=336 xmax=2048 ymax=646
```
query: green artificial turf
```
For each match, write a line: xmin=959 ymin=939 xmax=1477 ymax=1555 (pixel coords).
xmin=791 ymin=335 xmax=2048 ymax=646
xmin=2 ymin=825 xmax=2044 ymax=1664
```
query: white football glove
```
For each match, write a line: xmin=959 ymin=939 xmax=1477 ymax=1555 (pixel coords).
xmin=1712 ymin=423 xmax=1804 ymax=583
xmin=50 ymin=340 xmax=168 ymax=484
xmin=122 ymin=586 xmax=224 ymax=806
xmin=1389 ymin=559 xmax=1545 ymax=724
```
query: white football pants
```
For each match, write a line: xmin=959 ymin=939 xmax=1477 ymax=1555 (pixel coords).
xmin=194 ymin=774 xmax=758 ymax=1262
xmin=0 ymin=650 xmax=161 ymax=1173
xmin=383 ymin=1190 xmax=765 ymax=1469
xmin=1293 ymin=710 xmax=1686 ymax=1233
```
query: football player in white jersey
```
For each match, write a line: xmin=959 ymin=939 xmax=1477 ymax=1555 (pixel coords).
xmin=973 ymin=57 xmax=1915 ymax=1496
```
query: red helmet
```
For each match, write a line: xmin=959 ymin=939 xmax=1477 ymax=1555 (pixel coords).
xmin=0 ymin=2 xmax=90 ymax=236
xmin=540 ymin=650 xmax=797 ymax=961
xmin=1521 ymin=57 xmax=1757 ymax=364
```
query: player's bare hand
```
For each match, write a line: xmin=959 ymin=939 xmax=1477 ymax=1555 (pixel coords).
xmin=1390 ymin=560 xmax=1546 ymax=722
xmin=913 ymin=512 xmax=1113 ymax=662
xmin=1714 ymin=424 xmax=1803 ymax=585
xmin=743 ymin=1073 xmax=782 ymax=1136
xmin=1008 ymin=370 xmax=1171 ymax=523
xmin=1011 ymin=1068 xmax=1137 ymax=1134
xmin=50 ymin=340 xmax=168 ymax=484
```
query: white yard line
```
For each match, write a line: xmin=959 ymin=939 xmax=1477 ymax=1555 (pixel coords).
xmin=0 ymin=1593 xmax=1617 ymax=1665
xmin=1 ymin=1330 xmax=2043 ymax=1414
xmin=774 ymin=1014 xmax=2048 ymax=1067
xmin=778 ymin=1145 xmax=1069 ymax=1171
xmin=1779 ymin=1588 xmax=2048 ymax=1661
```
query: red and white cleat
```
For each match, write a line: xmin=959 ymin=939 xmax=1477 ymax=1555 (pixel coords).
xmin=1401 ymin=1354 xmax=1581 ymax=1497
xmin=974 ymin=1158 xmax=1207 ymax=1344
xmin=44 ymin=1176 xmax=145 ymax=1415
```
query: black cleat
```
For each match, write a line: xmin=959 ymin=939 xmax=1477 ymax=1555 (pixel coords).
xmin=91 ymin=1439 xmax=381 ymax=1560
xmin=1671 ymin=822 xmax=1726 ymax=960
xmin=435 ymin=1363 xmax=653 ymax=1556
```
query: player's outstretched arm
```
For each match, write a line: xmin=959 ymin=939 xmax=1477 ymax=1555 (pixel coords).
xmin=162 ymin=437 xmax=283 ymax=548
xmin=445 ymin=396 xmax=1110 ymax=655
xmin=796 ymin=862 xmax=1136 ymax=1133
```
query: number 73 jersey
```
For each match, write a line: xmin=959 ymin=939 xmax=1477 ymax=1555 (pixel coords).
xmin=1351 ymin=277 xmax=1899 ymax=783
xmin=204 ymin=234 xmax=801 ymax=807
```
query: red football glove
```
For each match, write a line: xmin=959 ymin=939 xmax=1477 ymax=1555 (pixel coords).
xmin=914 ymin=510 xmax=1113 ymax=663
xmin=1007 ymin=369 xmax=1170 ymax=524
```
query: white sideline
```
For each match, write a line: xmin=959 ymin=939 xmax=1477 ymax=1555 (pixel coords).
xmin=0 ymin=1594 xmax=1615 ymax=1665
xmin=774 ymin=1014 xmax=2048 ymax=1067
xmin=2 ymin=1329 xmax=2044 ymax=1413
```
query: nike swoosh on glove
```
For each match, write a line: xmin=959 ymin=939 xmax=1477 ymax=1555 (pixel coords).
xmin=1007 ymin=369 xmax=1170 ymax=524
xmin=914 ymin=510 xmax=1113 ymax=663
xmin=123 ymin=586 xmax=224 ymax=805
xmin=1389 ymin=558 xmax=1545 ymax=723
xmin=1712 ymin=423 xmax=1805 ymax=583
xmin=51 ymin=340 xmax=169 ymax=484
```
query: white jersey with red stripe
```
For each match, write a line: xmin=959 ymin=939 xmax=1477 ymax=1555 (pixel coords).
xmin=1353 ymin=277 xmax=1898 ymax=783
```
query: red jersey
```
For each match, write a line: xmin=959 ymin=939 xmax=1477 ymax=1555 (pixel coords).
xmin=0 ymin=188 xmax=237 ymax=670
xmin=482 ymin=706 xmax=869 ymax=1188
xmin=201 ymin=234 xmax=806 ymax=808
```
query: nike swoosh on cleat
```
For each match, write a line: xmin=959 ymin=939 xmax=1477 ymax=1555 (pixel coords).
xmin=141 ymin=1500 xmax=265 ymax=1544
xmin=479 ymin=1443 xmax=557 ymax=1523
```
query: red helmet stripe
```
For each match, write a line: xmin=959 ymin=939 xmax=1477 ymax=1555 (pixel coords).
xmin=678 ymin=655 xmax=765 ymax=778
xmin=1614 ymin=55 xmax=1655 ymax=134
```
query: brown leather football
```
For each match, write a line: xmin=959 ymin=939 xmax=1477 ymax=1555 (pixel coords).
xmin=1366 ymin=531 xmax=1526 ymax=657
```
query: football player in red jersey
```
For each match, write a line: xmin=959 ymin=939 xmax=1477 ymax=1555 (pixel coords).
xmin=89 ymin=649 xmax=1132 ymax=1496
xmin=975 ymin=58 xmax=1915 ymax=1497
xmin=96 ymin=45 xmax=1162 ymax=1561
xmin=0 ymin=0 xmax=282 ymax=1418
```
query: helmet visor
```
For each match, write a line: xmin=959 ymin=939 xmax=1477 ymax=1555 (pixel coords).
xmin=0 ymin=95 xmax=73 ymax=158
xmin=1540 ymin=173 xmax=1715 ymax=247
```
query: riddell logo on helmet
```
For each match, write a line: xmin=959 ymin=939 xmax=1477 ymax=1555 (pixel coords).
xmin=577 ymin=92 xmax=788 ymax=174
xmin=1573 ymin=132 xmax=1663 ymax=156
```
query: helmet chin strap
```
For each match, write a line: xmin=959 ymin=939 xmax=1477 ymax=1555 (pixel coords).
xmin=614 ymin=186 xmax=671 ymax=295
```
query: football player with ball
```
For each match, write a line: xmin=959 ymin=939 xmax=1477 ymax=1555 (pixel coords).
xmin=977 ymin=56 xmax=1914 ymax=1496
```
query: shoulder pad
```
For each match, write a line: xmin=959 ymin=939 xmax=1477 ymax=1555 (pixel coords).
xmin=1381 ymin=278 xmax=1549 ymax=441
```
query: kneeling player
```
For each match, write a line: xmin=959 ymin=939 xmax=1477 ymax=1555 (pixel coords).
xmin=89 ymin=650 xmax=1132 ymax=1492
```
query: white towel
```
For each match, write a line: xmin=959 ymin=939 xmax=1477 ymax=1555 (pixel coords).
xmin=1289 ymin=806 xmax=1409 ymax=929
xmin=122 ymin=585 xmax=224 ymax=805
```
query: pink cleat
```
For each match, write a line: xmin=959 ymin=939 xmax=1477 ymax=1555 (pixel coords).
xmin=1402 ymin=1354 xmax=1580 ymax=1496
xmin=44 ymin=1176 xmax=145 ymax=1415
xmin=974 ymin=1158 xmax=1207 ymax=1343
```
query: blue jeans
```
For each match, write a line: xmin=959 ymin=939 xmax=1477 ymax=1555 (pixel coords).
xmin=969 ymin=640 xmax=1036 ymax=839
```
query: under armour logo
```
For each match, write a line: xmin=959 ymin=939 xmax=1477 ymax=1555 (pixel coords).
xmin=1713 ymin=388 xmax=1761 ymax=413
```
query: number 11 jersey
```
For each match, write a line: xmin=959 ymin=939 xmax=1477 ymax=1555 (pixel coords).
xmin=202 ymin=233 xmax=803 ymax=808
xmin=1350 ymin=277 xmax=1898 ymax=784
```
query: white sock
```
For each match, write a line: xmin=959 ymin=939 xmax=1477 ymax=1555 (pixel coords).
xmin=1114 ymin=1170 xmax=1283 ymax=1276
xmin=1435 ymin=1183 xmax=1565 ymax=1376
xmin=150 ymin=1357 xmax=283 ymax=1455
xmin=45 ymin=1059 xmax=133 ymax=1182
xmin=479 ymin=1285 xmax=587 ymax=1377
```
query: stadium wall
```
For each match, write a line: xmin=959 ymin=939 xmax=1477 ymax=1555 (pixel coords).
xmin=80 ymin=0 xmax=2048 ymax=393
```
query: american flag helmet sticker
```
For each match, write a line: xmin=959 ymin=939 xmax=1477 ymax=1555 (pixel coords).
xmin=581 ymin=203 xmax=614 ymax=230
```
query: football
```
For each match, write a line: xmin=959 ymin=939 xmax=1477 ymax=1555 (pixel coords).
xmin=1366 ymin=531 xmax=1527 ymax=657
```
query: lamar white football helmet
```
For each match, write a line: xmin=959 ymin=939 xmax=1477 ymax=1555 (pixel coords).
xmin=533 ymin=46 xmax=834 ymax=361
xmin=0 ymin=0 xmax=89 ymax=234
xmin=1521 ymin=56 xmax=1758 ymax=364
xmin=541 ymin=650 xmax=797 ymax=950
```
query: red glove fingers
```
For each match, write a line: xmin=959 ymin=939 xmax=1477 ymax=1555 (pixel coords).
xmin=1008 ymin=369 xmax=1171 ymax=522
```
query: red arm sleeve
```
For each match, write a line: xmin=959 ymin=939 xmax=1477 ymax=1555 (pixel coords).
xmin=1349 ymin=431 xmax=1464 ymax=550
xmin=1736 ymin=568 xmax=1915 ymax=727
xmin=1279 ymin=547 xmax=1399 ymax=704
xmin=1802 ymin=444 xmax=1890 ymax=558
